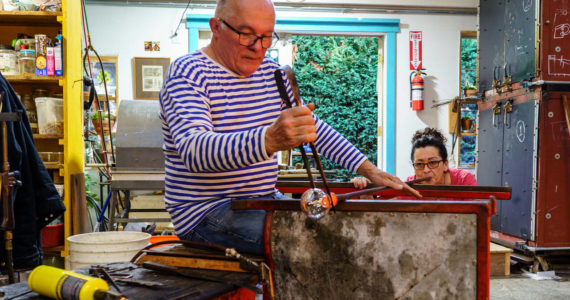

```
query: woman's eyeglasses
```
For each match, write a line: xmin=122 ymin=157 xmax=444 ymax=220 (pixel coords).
xmin=412 ymin=160 xmax=443 ymax=170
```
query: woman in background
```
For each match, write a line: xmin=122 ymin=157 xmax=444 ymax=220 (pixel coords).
xmin=352 ymin=127 xmax=477 ymax=189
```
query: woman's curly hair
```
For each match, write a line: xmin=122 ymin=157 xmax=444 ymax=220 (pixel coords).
xmin=410 ymin=127 xmax=448 ymax=162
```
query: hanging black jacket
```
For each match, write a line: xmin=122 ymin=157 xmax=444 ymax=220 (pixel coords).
xmin=0 ymin=73 xmax=65 ymax=269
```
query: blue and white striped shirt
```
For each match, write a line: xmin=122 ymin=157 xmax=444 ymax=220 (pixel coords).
xmin=159 ymin=50 xmax=367 ymax=236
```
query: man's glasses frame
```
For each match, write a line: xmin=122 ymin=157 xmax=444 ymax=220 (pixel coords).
xmin=219 ymin=18 xmax=279 ymax=49
xmin=412 ymin=160 xmax=444 ymax=170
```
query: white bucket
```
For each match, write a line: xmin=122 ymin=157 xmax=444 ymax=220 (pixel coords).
xmin=67 ymin=231 xmax=150 ymax=270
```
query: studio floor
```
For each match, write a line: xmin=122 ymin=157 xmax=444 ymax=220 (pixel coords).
xmin=491 ymin=276 xmax=570 ymax=299
xmin=491 ymin=264 xmax=570 ymax=300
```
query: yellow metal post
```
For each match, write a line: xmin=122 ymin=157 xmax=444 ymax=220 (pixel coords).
xmin=61 ymin=0 xmax=84 ymax=262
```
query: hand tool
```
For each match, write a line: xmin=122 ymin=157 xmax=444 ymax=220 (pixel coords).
xmin=274 ymin=65 xmax=336 ymax=218
xmin=142 ymin=261 xmax=263 ymax=294
xmin=113 ymin=278 xmax=165 ymax=288
xmin=90 ymin=266 xmax=122 ymax=293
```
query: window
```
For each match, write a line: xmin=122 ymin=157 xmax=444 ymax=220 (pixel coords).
xmin=460 ymin=32 xmax=477 ymax=91
xmin=458 ymin=31 xmax=477 ymax=168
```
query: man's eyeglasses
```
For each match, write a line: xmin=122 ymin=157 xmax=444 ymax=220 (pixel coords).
xmin=412 ymin=160 xmax=443 ymax=170
xmin=220 ymin=18 xmax=279 ymax=49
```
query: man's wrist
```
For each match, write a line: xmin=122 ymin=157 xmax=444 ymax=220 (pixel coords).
xmin=264 ymin=127 xmax=276 ymax=156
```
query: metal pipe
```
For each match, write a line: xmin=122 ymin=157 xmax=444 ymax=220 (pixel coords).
xmin=522 ymin=245 xmax=570 ymax=252
xmin=84 ymin=0 xmax=477 ymax=15
xmin=336 ymin=177 xmax=431 ymax=201
xmin=523 ymin=80 xmax=570 ymax=87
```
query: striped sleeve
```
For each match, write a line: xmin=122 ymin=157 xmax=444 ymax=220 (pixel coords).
xmin=312 ymin=115 xmax=367 ymax=173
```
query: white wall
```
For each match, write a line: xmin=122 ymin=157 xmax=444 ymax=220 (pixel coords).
xmin=84 ymin=2 xmax=476 ymax=179
xmin=273 ymin=0 xmax=477 ymax=7
xmin=83 ymin=5 xmax=198 ymax=100
xmin=393 ymin=14 xmax=476 ymax=177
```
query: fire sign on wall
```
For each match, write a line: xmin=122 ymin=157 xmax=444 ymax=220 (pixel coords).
xmin=409 ymin=31 xmax=422 ymax=70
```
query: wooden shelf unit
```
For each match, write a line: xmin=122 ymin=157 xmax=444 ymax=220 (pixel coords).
xmin=1 ymin=3 xmax=83 ymax=259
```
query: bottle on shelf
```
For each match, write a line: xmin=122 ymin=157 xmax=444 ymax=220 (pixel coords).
xmin=54 ymin=31 xmax=62 ymax=76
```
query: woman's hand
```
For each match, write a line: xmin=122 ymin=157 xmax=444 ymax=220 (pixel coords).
xmin=350 ymin=177 xmax=370 ymax=189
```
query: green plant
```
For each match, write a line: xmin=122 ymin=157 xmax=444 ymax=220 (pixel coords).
xmin=97 ymin=70 xmax=110 ymax=85
xmin=462 ymin=81 xmax=476 ymax=91
xmin=292 ymin=35 xmax=378 ymax=181
xmin=84 ymin=173 xmax=100 ymax=203
xmin=461 ymin=115 xmax=473 ymax=121
xmin=89 ymin=111 xmax=115 ymax=121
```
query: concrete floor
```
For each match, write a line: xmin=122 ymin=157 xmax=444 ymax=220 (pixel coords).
xmin=491 ymin=276 xmax=570 ymax=299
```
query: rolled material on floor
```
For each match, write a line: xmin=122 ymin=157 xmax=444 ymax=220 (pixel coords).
xmin=71 ymin=173 xmax=90 ymax=234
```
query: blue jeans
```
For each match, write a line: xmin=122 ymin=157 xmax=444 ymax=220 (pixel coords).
xmin=179 ymin=192 xmax=289 ymax=256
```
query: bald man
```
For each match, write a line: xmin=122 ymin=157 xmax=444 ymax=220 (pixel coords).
xmin=159 ymin=0 xmax=418 ymax=255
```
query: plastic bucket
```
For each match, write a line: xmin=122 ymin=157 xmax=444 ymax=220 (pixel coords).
xmin=67 ymin=232 xmax=150 ymax=270
xmin=34 ymin=97 xmax=63 ymax=135
xmin=41 ymin=223 xmax=64 ymax=248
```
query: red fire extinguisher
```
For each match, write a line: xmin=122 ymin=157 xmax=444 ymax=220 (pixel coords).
xmin=410 ymin=69 xmax=427 ymax=111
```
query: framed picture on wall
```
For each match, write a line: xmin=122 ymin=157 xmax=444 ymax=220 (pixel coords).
xmin=132 ymin=57 xmax=170 ymax=100
xmin=85 ymin=56 xmax=118 ymax=100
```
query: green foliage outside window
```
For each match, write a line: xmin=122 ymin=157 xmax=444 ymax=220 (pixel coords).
xmin=291 ymin=35 xmax=379 ymax=181
xmin=460 ymin=38 xmax=477 ymax=91
xmin=459 ymin=36 xmax=478 ymax=168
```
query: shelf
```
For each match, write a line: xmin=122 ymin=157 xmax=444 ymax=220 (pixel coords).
xmin=0 ymin=11 xmax=61 ymax=25
xmin=4 ymin=74 xmax=62 ymax=83
xmin=42 ymin=245 xmax=64 ymax=255
xmin=33 ymin=134 xmax=63 ymax=140
xmin=459 ymin=97 xmax=479 ymax=104
xmin=2 ymin=1 xmax=82 ymax=261
xmin=44 ymin=163 xmax=64 ymax=170
xmin=459 ymin=132 xmax=477 ymax=136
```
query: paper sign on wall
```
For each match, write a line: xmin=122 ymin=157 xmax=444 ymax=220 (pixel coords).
xmin=409 ymin=31 xmax=422 ymax=70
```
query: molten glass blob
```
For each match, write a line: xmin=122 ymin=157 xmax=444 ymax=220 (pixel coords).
xmin=300 ymin=188 xmax=338 ymax=219
xmin=300 ymin=188 xmax=329 ymax=219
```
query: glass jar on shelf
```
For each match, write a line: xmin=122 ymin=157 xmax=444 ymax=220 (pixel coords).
xmin=0 ymin=46 xmax=19 ymax=75
xmin=18 ymin=49 xmax=36 ymax=75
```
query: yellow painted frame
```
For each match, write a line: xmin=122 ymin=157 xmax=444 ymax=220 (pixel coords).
xmin=61 ymin=0 xmax=84 ymax=261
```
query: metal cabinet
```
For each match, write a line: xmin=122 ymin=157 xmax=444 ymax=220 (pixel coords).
xmin=478 ymin=94 xmax=538 ymax=240
xmin=477 ymin=86 xmax=570 ymax=249
xmin=479 ymin=0 xmax=570 ymax=92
